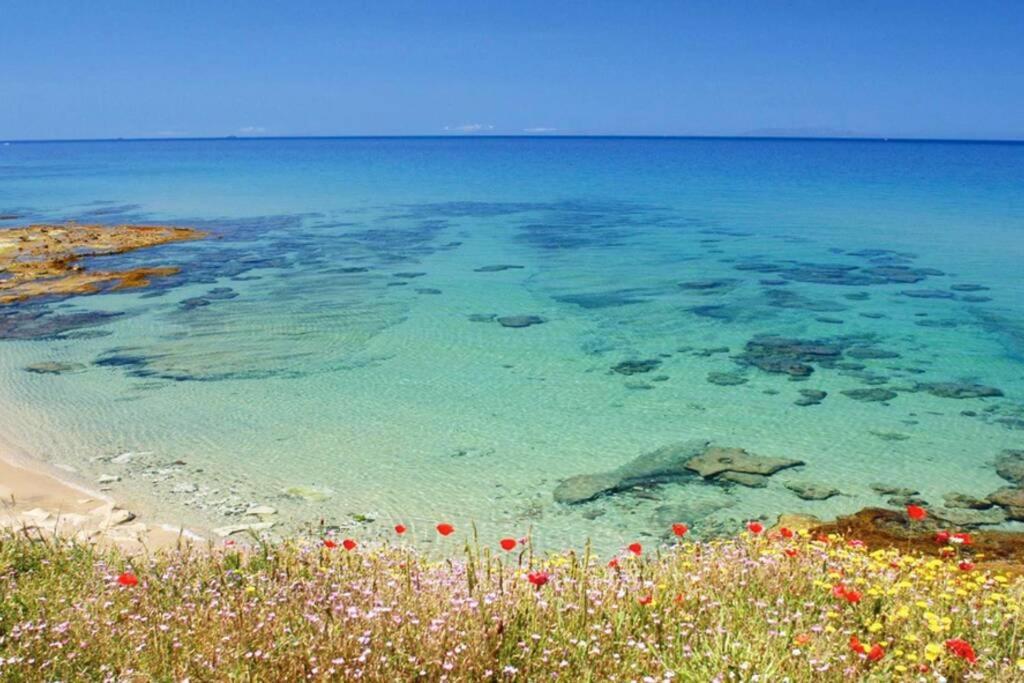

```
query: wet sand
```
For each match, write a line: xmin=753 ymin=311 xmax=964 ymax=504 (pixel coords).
xmin=0 ymin=434 xmax=201 ymax=553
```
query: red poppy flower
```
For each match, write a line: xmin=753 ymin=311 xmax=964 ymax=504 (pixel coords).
xmin=436 ymin=523 xmax=455 ymax=536
xmin=784 ymin=548 xmax=799 ymax=558
xmin=500 ymin=538 xmax=517 ymax=551
xmin=638 ymin=594 xmax=653 ymax=605
xmin=747 ymin=521 xmax=763 ymax=535
xmin=906 ymin=504 xmax=927 ymax=521
xmin=117 ymin=572 xmax=139 ymax=587
xmin=627 ymin=542 xmax=642 ymax=556
xmin=935 ymin=530 xmax=951 ymax=544
xmin=674 ymin=593 xmax=685 ymax=604
xmin=815 ymin=533 xmax=830 ymax=544
xmin=794 ymin=633 xmax=811 ymax=646
xmin=527 ymin=571 xmax=549 ymax=587
xmin=867 ymin=644 xmax=885 ymax=662
xmin=323 ymin=539 xmax=338 ymax=549
xmin=945 ymin=638 xmax=977 ymax=664
xmin=672 ymin=523 xmax=689 ymax=537
xmin=394 ymin=524 xmax=407 ymax=535
xmin=849 ymin=635 xmax=866 ymax=654
xmin=958 ymin=561 xmax=975 ymax=572
xmin=779 ymin=527 xmax=794 ymax=539
xmin=833 ymin=584 xmax=861 ymax=603
xmin=951 ymin=532 xmax=972 ymax=546
xmin=607 ymin=557 xmax=619 ymax=569
xmin=342 ymin=538 xmax=357 ymax=551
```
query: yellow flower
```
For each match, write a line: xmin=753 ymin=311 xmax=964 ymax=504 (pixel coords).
xmin=868 ymin=621 xmax=883 ymax=633
xmin=925 ymin=643 xmax=943 ymax=662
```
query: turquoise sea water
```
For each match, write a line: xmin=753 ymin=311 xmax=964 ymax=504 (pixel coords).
xmin=1 ymin=137 xmax=1022 ymax=552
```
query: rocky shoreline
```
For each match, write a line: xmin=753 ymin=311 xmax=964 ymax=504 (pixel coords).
xmin=0 ymin=440 xmax=202 ymax=554
xmin=0 ymin=221 xmax=205 ymax=304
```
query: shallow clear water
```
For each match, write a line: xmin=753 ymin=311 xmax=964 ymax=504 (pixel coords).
xmin=1 ymin=137 xmax=1022 ymax=552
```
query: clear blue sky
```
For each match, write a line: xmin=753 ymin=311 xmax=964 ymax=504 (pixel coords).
xmin=1 ymin=1 xmax=1021 ymax=140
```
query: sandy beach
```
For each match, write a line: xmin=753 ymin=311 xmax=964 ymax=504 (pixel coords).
xmin=0 ymin=433 xmax=200 ymax=553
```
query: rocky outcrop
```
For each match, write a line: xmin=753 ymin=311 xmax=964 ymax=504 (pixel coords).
xmin=553 ymin=441 xmax=803 ymax=504
xmin=684 ymin=446 xmax=804 ymax=478
xmin=553 ymin=440 xmax=709 ymax=504
xmin=995 ymin=450 xmax=1024 ymax=485
xmin=0 ymin=222 xmax=205 ymax=304
xmin=809 ymin=507 xmax=1024 ymax=574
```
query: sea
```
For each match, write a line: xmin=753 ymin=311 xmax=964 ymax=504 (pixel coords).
xmin=1 ymin=136 xmax=1022 ymax=552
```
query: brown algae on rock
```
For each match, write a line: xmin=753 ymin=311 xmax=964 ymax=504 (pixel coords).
xmin=0 ymin=222 xmax=205 ymax=304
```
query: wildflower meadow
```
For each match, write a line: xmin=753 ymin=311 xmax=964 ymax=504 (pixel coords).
xmin=1 ymin=508 xmax=1022 ymax=681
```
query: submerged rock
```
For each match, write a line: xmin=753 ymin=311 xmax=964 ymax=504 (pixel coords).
xmin=678 ymin=278 xmax=738 ymax=294
xmin=212 ymin=522 xmax=275 ymax=538
xmin=871 ymin=483 xmax=919 ymax=497
xmin=995 ymin=449 xmax=1024 ymax=486
xmin=24 ymin=361 xmax=85 ymax=375
xmin=736 ymin=336 xmax=842 ymax=378
xmin=554 ymin=441 xmax=803 ymax=505
xmin=497 ymin=315 xmax=545 ymax=328
xmin=900 ymin=289 xmax=956 ymax=299
xmin=706 ymin=371 xmax=747 ymax=386
xmin=845 ymin=347 xmax=900 ymax=360
xmin=841 ymin=388 xmax=897 ymax=402
xmin=943 ymin=492 xmax=995 ymax=510
xmin=786 ymin=481 xmax=841 ymax=500
xmin=988 ymin=487 xmax=1024 ymax=510
xmin=794 ymin=389 xmax=827 ymax=406
xmin=917 ymin=382 xmax=1003 ymax=399
xmin=612 ymin=359 xmax=662 ymax=375
xmin=934 ymin=507 xmax=1007 ymax=527
xmin=684 ymin=446 xmax=804 ymax=478
xmin=474 ymin=264 xmax=524 ymax=272
xmin=553 ymin=440 xmax=709 ymax=504
xmin=717 ymin=471 xmax=768 ymax=488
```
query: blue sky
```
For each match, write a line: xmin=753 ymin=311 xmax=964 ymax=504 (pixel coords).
xmin=1 ymin=1 xmax=1021 ymax=140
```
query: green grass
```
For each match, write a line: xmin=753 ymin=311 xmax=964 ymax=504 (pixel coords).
xmin=1 ymin=526 xmax=1021 ymax=681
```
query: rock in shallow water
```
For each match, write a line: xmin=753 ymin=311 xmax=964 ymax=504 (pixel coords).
xmin=497 ymin=315 xmax=545 ymax=328
xmin=611 ymin=359 xmax=661 ymax=375
xmin=794 ymin=389 xmax=827 ymax=406
xmin=841 ymin=388 xmax=897 ymax=402
xmin=23 ymin=361 xmax=85 ymax=375
xmin=995 ymin=450 xmax=1024 ymax=486
xmin=706 ymin=371 xmax=747 ymax=386
xmin=684 ymin=446 xmax=804 ymax=478
xmin=553 ymin=440 xmax=709 ymax=505
xmin=786 ymin=481 xmax=841 ymax=500
xmin=917 ymin=382 xmax=1003 ymax=399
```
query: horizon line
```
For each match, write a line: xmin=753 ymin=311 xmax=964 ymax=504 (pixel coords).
xmin=2 ymin=133 xmax=1023 ymax=145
